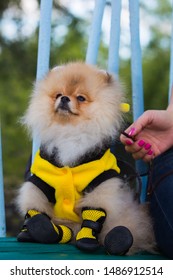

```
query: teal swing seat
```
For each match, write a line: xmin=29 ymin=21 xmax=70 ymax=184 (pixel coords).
xmin=0 ymin=0 xmax=172 ymax=260
xmin=0 ymin=237 xmax=169 ymax=260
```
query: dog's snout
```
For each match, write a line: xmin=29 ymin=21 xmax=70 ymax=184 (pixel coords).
xmin=57 ymin=95 xmax=71 ymax=112
xmin=61 ymin=96 xmax=70 ymax=104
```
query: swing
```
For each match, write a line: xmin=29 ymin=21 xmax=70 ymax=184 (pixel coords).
xmin=0 ymin=0 xmax=171 ymax=260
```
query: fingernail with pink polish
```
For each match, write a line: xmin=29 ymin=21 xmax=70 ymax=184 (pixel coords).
xmin=147 ymin=150 xmax=153 ymax=156
xmin=144 ymin=143 xmax=151 ymax=150
xmin=138 ymin=140 xmax=145 ymax=147
xmin=128 ymin=127 xmax=136 ymax=137
xmin=125 ymin=139 xmax=133 ymax=145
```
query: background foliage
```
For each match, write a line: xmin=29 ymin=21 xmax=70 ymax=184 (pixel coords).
xmin=0 ymin=0 xmax=172 ymax=235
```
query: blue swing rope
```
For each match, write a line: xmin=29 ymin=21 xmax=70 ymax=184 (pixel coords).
xmin=129 ymin=0 xmax=144 ymax=121
xmin=85 ymin=0 xmax=106 ymax=64
xmin=108 ymin=0 xmax=122 ymax=75
xmin=129 ymin=0 xmax=147 ymax=202
xmin=32 ymin=0 xmax=53 ymax=159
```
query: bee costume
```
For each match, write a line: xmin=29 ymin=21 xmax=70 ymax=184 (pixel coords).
xmin=18 ymin=103 xmax=133 ymax=254
xmin=17 ymin=148 xmax=133 ymax=254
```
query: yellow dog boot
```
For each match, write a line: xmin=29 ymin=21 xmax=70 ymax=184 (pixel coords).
xmin=76 ymin=207 xmax=106 ymax=252
xmin=17 ymin=209 xmax=72 ymax=244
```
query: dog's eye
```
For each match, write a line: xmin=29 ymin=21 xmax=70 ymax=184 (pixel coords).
xmin=77 ymin=95 xmax=86 ymax=102
xmin=56 ymin=93 xmax=62 ymax=99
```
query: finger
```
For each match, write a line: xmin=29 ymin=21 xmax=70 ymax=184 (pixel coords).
xmin=142 ymin=151 xmax=155 ymax=162
xmin=132 ymin=144 xmax=153 ymax=160
xmin=125 ymin=143 xmax=142 ymax=154
xmin=125 ymin=139 xmax=146 ymax=153
xmin=125 ymin=140 xmax=152 ymax=156
xmin=132 ymin=149 xmax=153 ymax=160
xmin=120 ymin=137 xmax=134 ymax=147
xmin=124 ymin=110 xmax=155 ymax=138
xmin=121 ymin=127 xmax=136 ymax=141
xmin=120 ymin=129 xmax=136 ymax=145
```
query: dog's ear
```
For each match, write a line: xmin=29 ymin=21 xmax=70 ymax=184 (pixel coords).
xmin=51 ymin=65 xmax=65 ymax=72
xmin=98 ymin=70 xmax=114 ymax=84
xmin=105 ymin=72 xmax=113 ymax=84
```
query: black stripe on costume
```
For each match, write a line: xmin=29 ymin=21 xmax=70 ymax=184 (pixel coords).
xmin=28 ymin=170 xmax=119 ymax=204
xmin=40 ymin=142 xmax=112 ymax=168
xmin=83 ymin=169 xmax=119 ymax=194
xmin=28 ymin=175 xmax=56 ymax=204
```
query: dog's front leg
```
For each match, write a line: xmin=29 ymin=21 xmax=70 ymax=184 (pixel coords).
xmin=16 ymin=182 xmax=72 ymax=244
xmin=76 ymin=207 xmax=106 ymax=252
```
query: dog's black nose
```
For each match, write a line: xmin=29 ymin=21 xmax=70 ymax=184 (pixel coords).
xmin=61 ymin=96 xmax=70 ymax=104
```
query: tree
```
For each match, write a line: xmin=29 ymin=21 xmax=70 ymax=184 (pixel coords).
xmin=140 ymin=0 xmax=172 ymax=110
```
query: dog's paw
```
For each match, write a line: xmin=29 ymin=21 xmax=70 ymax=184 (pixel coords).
xmin=104 ymin=226 xmax=133 ymax=255
xmin=17 ymin=211 xmax=72 ymax=244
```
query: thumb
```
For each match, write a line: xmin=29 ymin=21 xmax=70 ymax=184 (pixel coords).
xmin=125 ymin=111 xmax=153 ymax=137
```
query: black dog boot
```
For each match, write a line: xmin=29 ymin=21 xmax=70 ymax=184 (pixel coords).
xmin=104 ymin=226 xmax=133 ymax=255
xmin=17 ymin=209 xmax=72 ymax=244
xmin=76 ymin=207 xmax=106 ymax=252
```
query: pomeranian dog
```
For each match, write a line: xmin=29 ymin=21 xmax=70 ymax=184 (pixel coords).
xmin=16 ymin=62 xmax=156 ymax=255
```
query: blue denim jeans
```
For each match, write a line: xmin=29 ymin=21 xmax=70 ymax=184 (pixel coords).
xmin=148 ymin=148 xmax=173 ymax=259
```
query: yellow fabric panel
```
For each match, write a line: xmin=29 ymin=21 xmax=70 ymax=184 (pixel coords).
xmin=31 ymin=149 xmax=120 ymax=222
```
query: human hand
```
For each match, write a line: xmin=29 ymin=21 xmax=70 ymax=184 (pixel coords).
xmin=120 ymin=109 xmax=173 ymax=162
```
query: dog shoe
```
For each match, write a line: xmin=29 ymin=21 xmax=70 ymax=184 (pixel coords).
xmin=76 ymin=207 xmax=106 ymax=252
xmin=104 ymin=226 xmax=133 ymax=255
xmin=17 ymin=209 xmax=72 ymax=244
